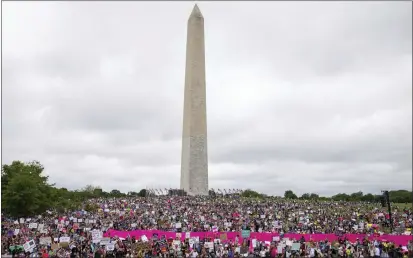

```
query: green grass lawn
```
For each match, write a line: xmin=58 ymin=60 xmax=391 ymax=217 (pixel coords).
xmin=393 ymin=203 xmax=412 ymax=210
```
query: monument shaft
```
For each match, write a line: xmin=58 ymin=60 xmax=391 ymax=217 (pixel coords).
xmin=180 ymin=5 xmax=208 ymax=196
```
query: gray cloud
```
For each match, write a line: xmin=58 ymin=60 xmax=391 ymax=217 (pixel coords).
xmin=2 ymin=2 xmax=412 ymax=196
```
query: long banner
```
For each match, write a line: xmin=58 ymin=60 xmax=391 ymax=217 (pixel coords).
xmin=104 ymin=229 xmax=411 ymax=246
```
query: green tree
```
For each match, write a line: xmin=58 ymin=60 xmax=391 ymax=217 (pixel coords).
xmin=93 ymin=188 xmax=103 ymax=197
xmin=361 ymin=193 xmax=375 ymax=202
xmin=284 ymin=190 xmax=297 ymax=199
xmin=2 ymin=161 xmax=53 ymax=217
xmin=388 ymin=190 xmax=412 ymax=203
xmin=300 ymin=193 xmax=310 ymax=200
xmin=350 ymin=191 xmax=363 ymax=201
xmin=241 ymin=189 xmax=263 ymax=198
xmin=138 ymin=189 xmax=147 ymax=197
xmin=332 ymin=193 xmax=350 ymax=201
xmin=309 ymin=193 xmax=319 ymax=199
xmin=110 ymin=189 xmax=123 ymax=197
xmin=128 ymin=191 xmax=139 ymax=196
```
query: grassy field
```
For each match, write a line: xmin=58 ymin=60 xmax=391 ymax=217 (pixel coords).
xmin=393 ymin=203 xmax=412 ymax=210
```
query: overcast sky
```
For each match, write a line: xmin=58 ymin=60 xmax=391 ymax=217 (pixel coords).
xmin=2 ymin=2 xmax=412 ymax=196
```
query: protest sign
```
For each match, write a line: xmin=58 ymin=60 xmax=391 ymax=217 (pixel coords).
xmin=277 ymin=245 xmax=283 ymax=253
xmin=252 ymin=239 xmax=257 ymax=248
xmin=241 ymin=230 xmax=251 ymax=238
xmin=106 ymin=243 xmax=115 ymax=251
xmin=205 ymin=242 xmax=214 ymax=249
xmin=92 ymin=230 xmax=103 ymax=243
xmin=172 ymin=240 xmax=181 ymax=250
xmin=23 ymin=240 xmax=36 ymax=252
xmin=59 ymin=242 xmax=69 ymax=248
xmin=292 ymin=243 xmax=300 ymax=251
xmin=39 ymin=237 xmax=52 ymax=245
xmin=220 ymin=233 xmax=227 ymax=241
xmin=100 ymin=238 xmax=111 ymax=245
xmin=59 ymin=237 xmax=70 ymax=243
xmin=28 ymin=223 xmax=37 ymax=229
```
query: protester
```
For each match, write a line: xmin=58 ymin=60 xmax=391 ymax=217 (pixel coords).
xmin=1 ymin=195 xmax=412 ymax=257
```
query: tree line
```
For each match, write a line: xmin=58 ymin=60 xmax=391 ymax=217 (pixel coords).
xmin=241 ymin=189 xmax=412 ymax=204
xmin=2 ymin=160 xmax=412 ymax=218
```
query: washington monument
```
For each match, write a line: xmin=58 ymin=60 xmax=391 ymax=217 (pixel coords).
xmin=180 ymin=4 xmax=209 ymax=196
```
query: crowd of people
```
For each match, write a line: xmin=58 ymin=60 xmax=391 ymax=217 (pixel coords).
xmin=1 ymin=195 xmax=412 ymax=257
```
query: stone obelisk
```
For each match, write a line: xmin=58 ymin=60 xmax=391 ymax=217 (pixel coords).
xmin=180 ymin=4 xmax=209 ymax=196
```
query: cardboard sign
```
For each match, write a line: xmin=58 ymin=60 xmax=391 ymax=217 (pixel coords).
xmin=220 ymin=233 xmax=227 ymax=241
xmin=59 ymin=242 xmax=69 ymax=248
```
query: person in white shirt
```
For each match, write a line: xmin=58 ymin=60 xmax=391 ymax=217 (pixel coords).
xmin=309 ymin=248 xmax=315 ymax=257
xmin=374 ymin=245 xmax=381 ymax=258
xmin=190 ymin=249 xmax=198 ymax=258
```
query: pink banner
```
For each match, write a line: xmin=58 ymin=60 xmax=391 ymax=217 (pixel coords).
xmin=104 ymin=229 xmax=411 ymax=246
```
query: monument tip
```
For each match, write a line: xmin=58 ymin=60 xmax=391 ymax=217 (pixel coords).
xmin=190 ymin=4 xmax=203 ymax=19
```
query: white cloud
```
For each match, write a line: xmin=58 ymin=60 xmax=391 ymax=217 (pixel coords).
xmin=2 ymin=2 xmax=412 ymax=196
